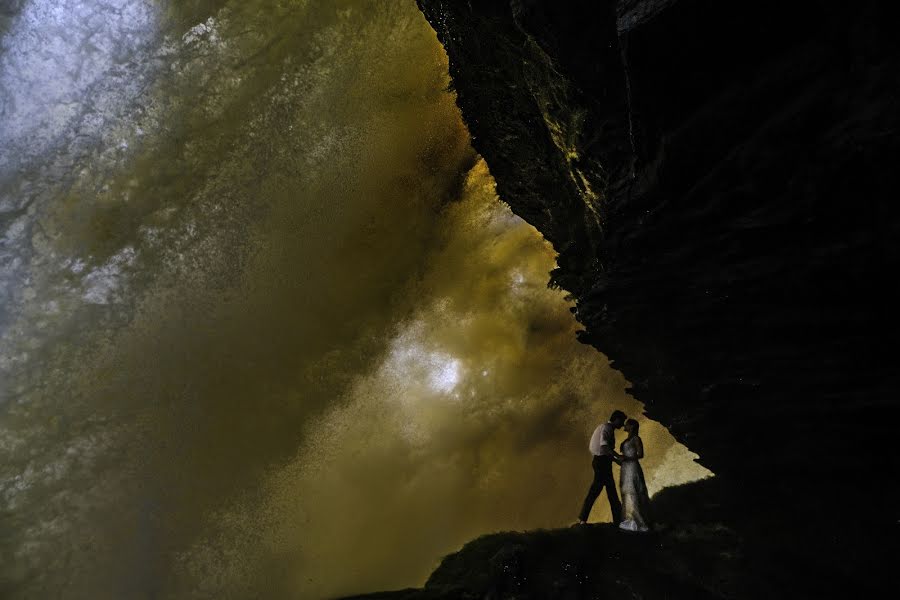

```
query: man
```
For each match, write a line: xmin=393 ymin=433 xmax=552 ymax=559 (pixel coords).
xmin=575 ymin=409 xmax=626 ymax=525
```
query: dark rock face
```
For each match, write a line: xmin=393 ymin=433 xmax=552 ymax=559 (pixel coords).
xmin=397 ymin=0 xmax=899 ymax=595
xmin=344 ymin=523 xmax=742 ymax=600
xmin=342 ymin=481 xmax=839 ymax=599
xmin=343 ymin=484 xmax=747 ymax=599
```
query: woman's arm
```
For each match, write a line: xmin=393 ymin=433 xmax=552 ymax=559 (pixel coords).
xmin=635 ymin=437 xmax=644 ymax=460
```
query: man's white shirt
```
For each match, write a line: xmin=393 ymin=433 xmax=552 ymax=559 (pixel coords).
xmin=588 ymin=422 xmax=615 ymax=456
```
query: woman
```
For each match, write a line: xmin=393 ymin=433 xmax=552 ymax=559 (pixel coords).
xmin=617 ymin=418 xmax=652 ymax=532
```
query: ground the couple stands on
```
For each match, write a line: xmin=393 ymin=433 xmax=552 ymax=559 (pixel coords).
xmin=576 ymin=410 xmax=652 ymax=532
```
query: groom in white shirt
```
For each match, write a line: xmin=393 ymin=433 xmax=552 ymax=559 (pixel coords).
xmin=575 ymin=409 xmax=626 ymax=525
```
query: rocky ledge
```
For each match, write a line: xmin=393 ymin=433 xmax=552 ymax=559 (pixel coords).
xmin=342 ymin=524 xmax=738 ymax=600
xmin=373 ymin=0 xmax=899 ymax=596
xmin=342 ymin=480 xmax=855 ymax=598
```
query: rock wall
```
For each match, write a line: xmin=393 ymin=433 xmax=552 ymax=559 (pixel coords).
xmin=413 ymin=0 xmax=900 ymax=594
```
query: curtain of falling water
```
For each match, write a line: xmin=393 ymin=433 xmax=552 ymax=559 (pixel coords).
xmin=0 ymin=1 xmax=711 ymax=598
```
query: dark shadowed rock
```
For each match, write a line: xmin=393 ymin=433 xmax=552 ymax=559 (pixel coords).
xmin=354 ymin=0 xmax=900 ymax=596
xmin=343 ymin=503 xmax=743 ymax=599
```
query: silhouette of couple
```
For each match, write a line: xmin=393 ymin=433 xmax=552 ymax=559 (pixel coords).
xmin=575 ymin=410 xmax=651 ymax=532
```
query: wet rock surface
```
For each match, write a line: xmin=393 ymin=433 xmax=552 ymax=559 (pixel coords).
xmin=389 ymin=0 xmax=900 ymax=596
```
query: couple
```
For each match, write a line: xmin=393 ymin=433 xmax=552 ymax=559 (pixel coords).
xmin=575 ymin=409 xmax=651 ymax=532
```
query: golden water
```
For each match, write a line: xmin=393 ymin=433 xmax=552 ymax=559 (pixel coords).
xmin=0 ymin=1 xmax=710 ymax=597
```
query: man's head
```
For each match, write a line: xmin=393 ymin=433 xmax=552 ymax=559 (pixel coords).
xmin=609 ymin=409 xmax=627 ymax=429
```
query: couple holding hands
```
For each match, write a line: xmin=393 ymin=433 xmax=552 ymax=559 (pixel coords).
xmin=575 ymin=410 xmax=652 ymax=532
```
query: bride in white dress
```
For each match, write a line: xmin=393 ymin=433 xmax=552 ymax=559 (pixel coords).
xmin=617 ymin=419 xmax=652 ymax=532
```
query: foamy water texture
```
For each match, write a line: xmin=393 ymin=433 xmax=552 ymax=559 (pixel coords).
xmin=0 ymin=1 xmax=710 ymax=597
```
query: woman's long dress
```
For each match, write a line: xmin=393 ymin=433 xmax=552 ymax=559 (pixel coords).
xmin=619 ymin=436 xmax=652 ymax=532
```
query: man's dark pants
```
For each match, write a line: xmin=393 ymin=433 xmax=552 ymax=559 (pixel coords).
xmin=578 ymin=454 xmax=622 ymax=523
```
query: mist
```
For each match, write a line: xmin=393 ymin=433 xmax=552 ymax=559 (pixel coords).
xmin=0 ymin=1 xmax=709 ymax=598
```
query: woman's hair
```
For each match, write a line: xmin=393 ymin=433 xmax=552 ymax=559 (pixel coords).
xmin=625 ymin=418 xmax=640 ymax=433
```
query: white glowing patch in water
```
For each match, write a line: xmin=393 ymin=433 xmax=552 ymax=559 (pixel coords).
xmin=428 ymin=356 xmax=461 ymax=393
xmin=381 ymin=323 xmax=465 ymax=397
